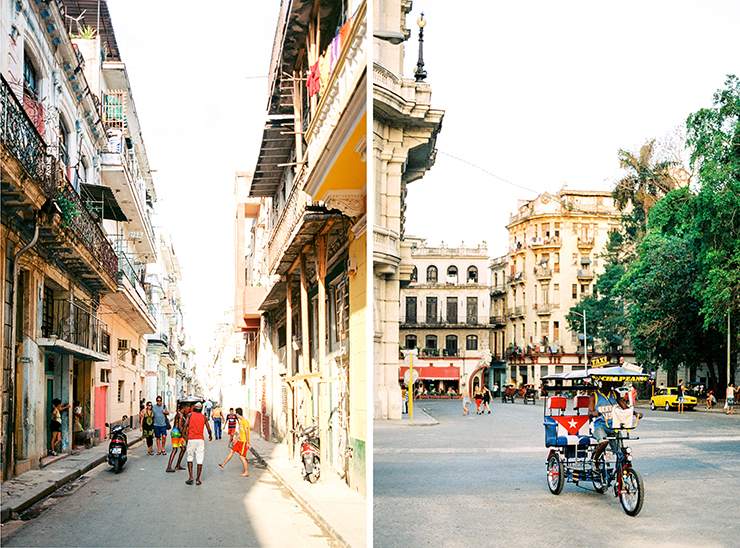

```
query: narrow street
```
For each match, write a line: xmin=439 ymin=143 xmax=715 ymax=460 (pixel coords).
xmin=374 ymin=399 xmax=740 ymax=548
xmin=1 ymin=437 xmax=338 ymax=548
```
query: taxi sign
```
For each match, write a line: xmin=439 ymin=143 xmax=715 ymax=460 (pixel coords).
xmin=591 ymin=356 xmax=609 ymax=367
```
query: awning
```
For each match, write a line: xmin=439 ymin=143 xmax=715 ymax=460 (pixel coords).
xmin=250 ymin=116 xmax=295 ymax=198
xmin=399 ymin=365 xmax=460 ymax=380
xmin=80 ymin=183 xmax=128 ymax=222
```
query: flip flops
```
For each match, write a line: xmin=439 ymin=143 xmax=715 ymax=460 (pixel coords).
xmin=185 ymin=479 xmax=194 ymax=485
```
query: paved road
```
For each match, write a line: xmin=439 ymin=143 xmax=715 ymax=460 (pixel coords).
xmin=1 ymin=437 xmax=337 ymax=547
xmin=374 ymin=400 xmax=740 ymax=548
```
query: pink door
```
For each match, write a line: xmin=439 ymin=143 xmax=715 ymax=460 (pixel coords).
xmin=95 ymin=386 xmax=107 ymax=439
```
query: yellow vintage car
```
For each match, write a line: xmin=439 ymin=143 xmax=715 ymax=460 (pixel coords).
xmin=650 ymin=387 xmax=697 ymax=411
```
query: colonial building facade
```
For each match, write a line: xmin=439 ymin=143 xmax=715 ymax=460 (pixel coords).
xmin=504 ymin=188 xmax=633 ymax=389
xmin=373 ymin=0 xmax=444 ymax=420
xmin=0 ymin=0 xmax=189 ymax=479
xmin=237 ymin=0 xmax=367 ymax=495
xmin=399 ymin=239 xmax=493 ymax=397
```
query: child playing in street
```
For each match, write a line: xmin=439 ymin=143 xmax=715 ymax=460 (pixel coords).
xmin=226 ymin=407 xmax=238 ymax=446
xmin=218 ymin=407 xmax=250 ymax=477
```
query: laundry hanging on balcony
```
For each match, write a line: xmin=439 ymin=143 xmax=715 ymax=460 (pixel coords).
xmin=306 ymin=18 xmax=352 ymax=98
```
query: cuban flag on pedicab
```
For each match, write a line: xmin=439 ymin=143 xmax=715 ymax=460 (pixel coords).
xmin=553 ymin=415 xmax=590 ymax=436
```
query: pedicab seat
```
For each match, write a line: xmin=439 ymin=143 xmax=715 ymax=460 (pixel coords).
xmin=544 ymin=396 xmax=596 ymax=447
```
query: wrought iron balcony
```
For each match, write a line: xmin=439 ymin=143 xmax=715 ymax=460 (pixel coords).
xmin=2 ymin=74 xmax=118 ymax=292
xmin=267 ymin=171 xmax=311 ymax=275
xmin=40 ymin=299 xmax=109 ymax=359
xmin=1 ymin=73 xmax=54 ymax=193
xmin=399 ymin=314 xmax=491 ymax=327
xmin=57 ymin=173 xmax=119 ymax=283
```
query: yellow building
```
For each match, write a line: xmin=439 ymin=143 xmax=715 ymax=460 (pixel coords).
xmin=238 ymin=0 xmax=367 ymax=495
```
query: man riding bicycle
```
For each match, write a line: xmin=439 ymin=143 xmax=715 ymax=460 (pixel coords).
xmin=588 ymin=380 xmax=642 ymax=472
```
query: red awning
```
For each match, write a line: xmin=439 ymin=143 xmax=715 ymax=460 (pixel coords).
xmin=399 ymin=365 xmax=460 ymax=380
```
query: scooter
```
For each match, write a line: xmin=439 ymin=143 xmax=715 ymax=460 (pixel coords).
xmin=296 ymin=425 xmax=320 ymax=483
xmin=105 ymin=415 xmax=128 ymax=473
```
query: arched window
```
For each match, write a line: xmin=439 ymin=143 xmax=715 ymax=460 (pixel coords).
xmin=426 ymin=265 xmax=438 ymax=283
xmin=410 ymin=266 xmax=418 ymax=282
xmin=425 ymin=335 xmax=437 ymax=350
xmin=445 ymin=335 xmax=458 ymax=357
xmin=405 ymin=335 xmax=417 ymax=349
xmin=467 ymin=266 xmax=478 ymax=284
xmin=466 ymin=335 xmax=478 ymax=351
xmin=447 ymin=265 xmax=458 ymax=284
xmin=23 ymin=55 xmax=38 ymax=98
xmin=23 ymin=53 xmax=44 ymax=135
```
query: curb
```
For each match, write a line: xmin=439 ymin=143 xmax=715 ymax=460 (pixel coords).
xmin=249 ymin=446 xmax=351 ymax=548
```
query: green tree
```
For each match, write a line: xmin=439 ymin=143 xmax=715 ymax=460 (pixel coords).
xmin=685 ymin=75 xmax=740 ymax=330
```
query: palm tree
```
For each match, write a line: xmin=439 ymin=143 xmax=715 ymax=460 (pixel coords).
xmin=613 ymin=139 xmax=679 ymax=215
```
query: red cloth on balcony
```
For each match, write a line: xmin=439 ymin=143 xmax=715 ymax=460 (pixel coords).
xmin=307 ymin=60 xmax=320 ymax=97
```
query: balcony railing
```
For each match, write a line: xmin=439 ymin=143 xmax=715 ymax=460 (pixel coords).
xmin=507 ymin=272 xmax=525 ymax=284
xmin=1 ymin=74 xmax=54 ymax=192
xmin=57 ymin=174 xmax=119 ymax=281
xmin=267 ymin=170 xmax=311 ymax=274
xmin=42 ymin=299 xmax=109 ymax=355
xmin=530 ymin=236 xmax=562 ymax=249
xmin=533 ymin=302 xmax=559 ymax=314
xmin=400 ymin=315 xmax=491 ymax=326
xmin=534 ymin=266 xmax=553 ymax=279
xmin=577 ymin=269 xmax=594 ymax=280
xmin=2 ymin=74 xmax=118 ymax=284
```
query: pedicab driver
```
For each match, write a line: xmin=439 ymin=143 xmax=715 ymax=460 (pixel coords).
xmin=588 ymin=380 xmax=642 ymax=472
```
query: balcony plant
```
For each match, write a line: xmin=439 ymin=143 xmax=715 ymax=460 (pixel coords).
xmin=56 ymin=189 xmax=81 ymax=227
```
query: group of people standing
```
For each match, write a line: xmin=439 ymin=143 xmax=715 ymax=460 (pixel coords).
xmin=139 ymin=398 xmax=251 ymax=485
xmin=461 ymin=385 xmax=492 ymax=415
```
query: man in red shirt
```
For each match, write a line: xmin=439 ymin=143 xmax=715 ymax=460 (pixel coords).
xmin=184 ymin=401 xmax=213 ymax=485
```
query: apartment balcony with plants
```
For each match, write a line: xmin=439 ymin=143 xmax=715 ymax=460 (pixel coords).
xmin=1 ymin=73 xmax=119 ymax=295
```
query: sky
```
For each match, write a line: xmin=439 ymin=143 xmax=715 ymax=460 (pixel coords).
xmin=105 ymin=1 xmax=281 ymax=364
xmin=400 ymin=0 xmax=740 ymax=257
xmin=101 ymin=1 xmax=740 ymax=366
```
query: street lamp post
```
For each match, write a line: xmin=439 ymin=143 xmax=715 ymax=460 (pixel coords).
xmin=414 ymin=13 xmax=427 ymax=82
xmin=572 ymin=309 xmax=588 ymax=369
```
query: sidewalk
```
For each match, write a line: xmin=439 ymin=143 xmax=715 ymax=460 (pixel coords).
xmin=1 ymin=430 xmax=367 ymax=548
xmin=373 ymin=406 xmax=439 ymax=427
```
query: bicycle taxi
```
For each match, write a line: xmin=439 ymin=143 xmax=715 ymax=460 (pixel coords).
xmin=542 ymin=365 xmax=649 ymax=516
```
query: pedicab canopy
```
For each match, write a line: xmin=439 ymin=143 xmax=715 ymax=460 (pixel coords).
xmin=177 ymin=395 xmax=205 ymax=404
xmin=542 ymin=364 xmax=649 ymax=390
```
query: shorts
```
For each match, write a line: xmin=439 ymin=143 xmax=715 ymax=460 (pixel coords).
xmin=154 ymin=425 xmax=167 ymax=438
xmin=728 ymin=398 xmax=735 ymax=407
xmin=593 ymin=426 xmax=618 ymax=452
xmin=677 ymin=396 xmax=684 ymax=404
xmin=232 ymin=441 xmax=249 ymax=457
xmin=50 ymin=420 xmax=61 ymax=433
xmin=186 ymin=438 xmax=205 ymax=465
xmin=228 ymin=427 xmax=236 ymax=435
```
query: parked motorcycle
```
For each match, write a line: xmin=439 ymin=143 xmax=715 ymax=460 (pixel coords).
xmin=295 ymin=425 xmax=320 ymax=483
xmin=105 ymin=415 xmax=128 ymax=473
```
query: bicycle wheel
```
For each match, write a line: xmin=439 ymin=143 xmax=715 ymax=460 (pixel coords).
xmin=619 ymin=467 xmax=644 ymax=516
xmin=546 ymin=453 xmax=564 ymax=495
